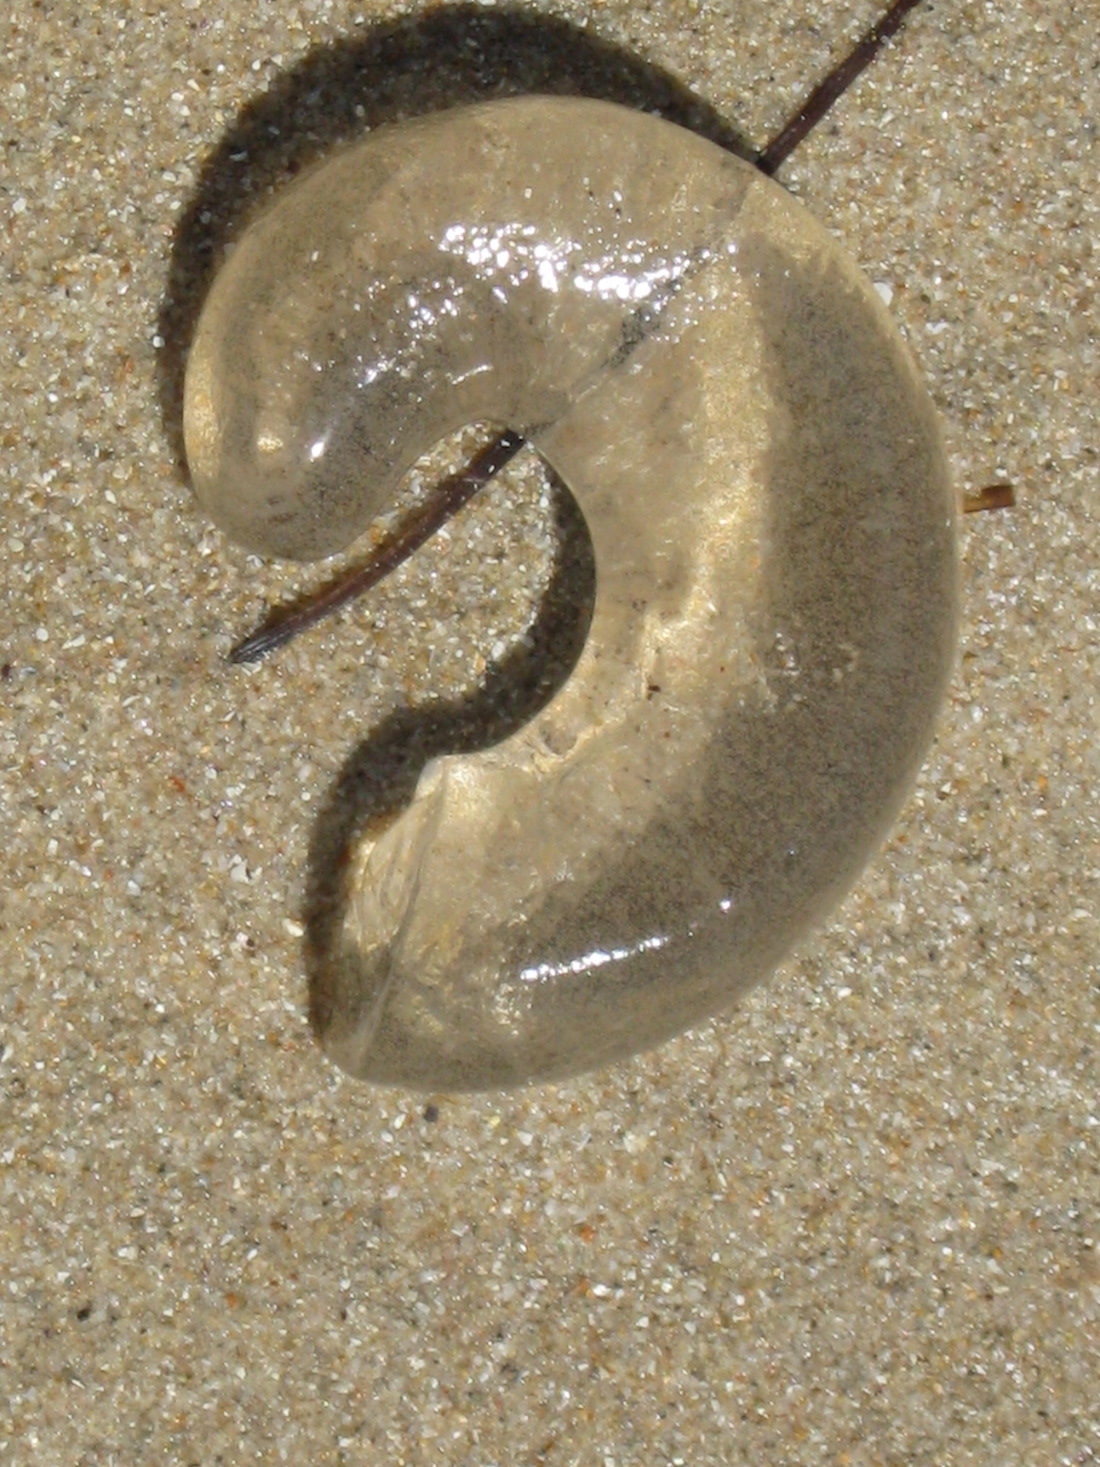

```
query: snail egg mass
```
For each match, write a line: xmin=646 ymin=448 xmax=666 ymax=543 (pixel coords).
xmin=184 ymin=98 xmax=956 ymax=1090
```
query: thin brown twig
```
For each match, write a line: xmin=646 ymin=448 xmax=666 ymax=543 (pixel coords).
xmin=228 ymin=429 xmax=525 ymax=663
xmin=756 ymin=0 xmax=926 ymax=175
xmin=962 ymin=483 xmax=1016 ymax=514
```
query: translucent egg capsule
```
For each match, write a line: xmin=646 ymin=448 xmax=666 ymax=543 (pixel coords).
xmin=184 ymin=97 xmax=957 ymax=1090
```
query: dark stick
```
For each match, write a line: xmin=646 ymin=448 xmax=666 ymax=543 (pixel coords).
xmin=962 ymin=483 xmax=1015 ymax=514
xmin=228 ymin=429 xmax=525 ymax=663
xmin=756 ymin=0 xmax=926 ymax=175
xmin=227 ymin=0 xmax=927 ymax=663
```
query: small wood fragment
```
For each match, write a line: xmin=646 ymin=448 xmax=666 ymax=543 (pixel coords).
xmin=962 ymin=483 xmax=1016 ymax=514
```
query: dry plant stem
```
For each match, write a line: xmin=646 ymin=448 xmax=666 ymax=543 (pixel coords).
xmin=226 ymin=0 xmax=927 ymax=663
xmin=962 ymin=483 xmax=1016 ymax=514
xmin=756 ymin=0 xmax=926 ymax=175
xmin=228 ymin=429 xmax=525 ymax=662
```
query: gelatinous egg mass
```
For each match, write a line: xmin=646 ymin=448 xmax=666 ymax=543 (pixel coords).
xmin=184 ymin=97 xmax=957 ymax=1090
